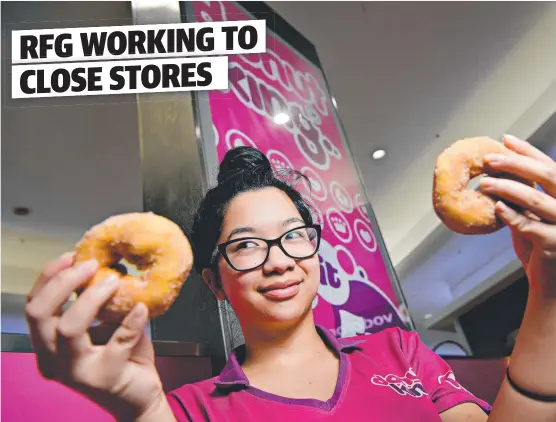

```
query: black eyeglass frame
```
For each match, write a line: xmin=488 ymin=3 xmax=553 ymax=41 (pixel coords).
xmin=212 ymin=224 xmax=322 ymax=272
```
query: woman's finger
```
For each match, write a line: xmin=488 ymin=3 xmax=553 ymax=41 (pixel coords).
xmin=495 ymin=201 xmax=545 ymax=238
xmin=28 ymin=317 xmax=60 ymax=379
xmin=524 ymin=210 xmax=542 ymax=222
xmin=28 ymin=252 xmax=76 ymax=302
xmin=480 ymin=177 xmax=556 ymax=223
xmin=104 ymin=303 xmax=150 ymax=363
xmin=56 ymin=274 xmax=119 ymax=358
xmin=484 ymin=152 xmax=556 ymax=197
xmin=26 ymin=260 xmax=99 ymax=323
xmin=503 ymin=134 xmax=554 ymax=165
xmin=25 ymin=259 xmax=99 ymax=363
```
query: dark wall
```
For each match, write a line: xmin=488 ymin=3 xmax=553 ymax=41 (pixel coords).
xmin=446 ymin=357 xmax=506 ymax=405
xmin=459 ymin=275 xmax=528 ymax=357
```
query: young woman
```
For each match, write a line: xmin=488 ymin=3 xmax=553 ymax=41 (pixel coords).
xmin=25 ymin=136 xmax=556 ymax=421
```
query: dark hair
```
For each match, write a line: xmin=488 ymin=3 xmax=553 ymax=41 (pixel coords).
xmin=190 ymin=146 xmax=313 ymax=274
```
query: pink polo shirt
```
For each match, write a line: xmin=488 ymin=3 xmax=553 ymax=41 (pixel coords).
xmin=167 ymin=326 xmax=491 ymax=421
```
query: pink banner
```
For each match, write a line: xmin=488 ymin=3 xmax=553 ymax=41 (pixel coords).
xmin=192 ymin=1 xmax=410 ymax=337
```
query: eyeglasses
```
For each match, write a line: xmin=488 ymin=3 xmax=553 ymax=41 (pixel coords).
xmin=213 ymin=224 xmax=321 ymax=272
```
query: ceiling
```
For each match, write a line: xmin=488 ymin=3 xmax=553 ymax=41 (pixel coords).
xmin=4 ymin=1 xmax=552 ymax=238
xmin=268 ymin=1 xmax=556 ymax=263
xmin=3 ymin=2 xmax=556 ymax=340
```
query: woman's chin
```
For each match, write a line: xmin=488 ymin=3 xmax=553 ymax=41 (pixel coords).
xmin=259 ymin=297 xmax=315 ymax=325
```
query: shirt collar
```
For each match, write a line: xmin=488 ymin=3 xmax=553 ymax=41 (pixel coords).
xmin=214 ymin=324 xmax=365 ymax=389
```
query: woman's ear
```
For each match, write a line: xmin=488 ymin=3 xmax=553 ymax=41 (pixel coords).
xmin=202 ymin=268 xmax=226 ymax=301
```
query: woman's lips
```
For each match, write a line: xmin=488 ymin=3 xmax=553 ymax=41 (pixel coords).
xmin=259 ymin=281 xmax=302 ymax=300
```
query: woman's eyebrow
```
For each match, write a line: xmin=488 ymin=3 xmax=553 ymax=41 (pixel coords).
xmin=283 ymin=217 xmax=305 ymax=227
xmin=227 ymin=218 xmax=304 ymax=241
xmin=227 ymin=226 xmax=254 ymax=241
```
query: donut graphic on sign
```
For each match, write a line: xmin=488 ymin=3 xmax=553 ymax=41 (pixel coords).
xmin=194 ymin=0 xmax=407 ymax=338
xmin=300 ymin=166 xmax=327 ymax=202
xmin=267 ymin=149 xmax=295 ymax=176
xmin=225 ymin=128 xmax=258 ymax=150
xmin=302 ymin=194 xmax=324 ymax=228
xmin=354 ymin=218 xmax=377 ymax=253
xmin=321 ymin=137 xmax=342 ymax=160
xmin=355 ymin=193 xmax=371 ymax=222
xmin=326 ymin=208 xmax=352 ymax=243
xmin=330 ymin=181 xmax=353 ymax=214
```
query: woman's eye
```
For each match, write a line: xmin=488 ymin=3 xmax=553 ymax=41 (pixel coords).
xmin=234 ymin=240 xmax=257 ymax=250
xmin=285 ymin=230 xmax=305 ymax=240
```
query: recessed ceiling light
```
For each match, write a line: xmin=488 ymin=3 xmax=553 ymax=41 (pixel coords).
xmin=273 ymin=113 xmax=290 ymax=125
xmin=13 ymin=206 xmax=31 ymax=216
xmin=372 ymin=149 xmax=386 ymax=160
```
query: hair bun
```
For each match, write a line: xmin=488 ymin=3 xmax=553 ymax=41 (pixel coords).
xmin=217 ymin=146 xmax=273 ymax=184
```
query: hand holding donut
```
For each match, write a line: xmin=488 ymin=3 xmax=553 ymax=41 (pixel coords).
xmin=480 ymin=135 xmax=556 ymax=296
xmin=434 ymin=134 xmax=556 ymax=297
xmin=25 ymin=253 xmax=166 ymax=420
xmin=25 ymin=212 xmax=192 ymax=420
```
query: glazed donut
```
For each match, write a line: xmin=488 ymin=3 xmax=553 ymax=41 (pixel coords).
xmin=433 ymin=136 xmax=534 ymax=235
xmin=74 ymin=212 xmax=193 ymax=322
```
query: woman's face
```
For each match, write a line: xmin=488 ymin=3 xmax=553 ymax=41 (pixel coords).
xmin=207 ymin=187 xmax=320 ymax=331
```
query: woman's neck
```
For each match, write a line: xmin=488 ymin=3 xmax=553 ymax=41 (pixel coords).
xmin=241 ymin=314 xmax=332 ymax=369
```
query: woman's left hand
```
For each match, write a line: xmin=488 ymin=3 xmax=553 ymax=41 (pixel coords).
xmin=481 ymin=134 xmax=556 ymax=299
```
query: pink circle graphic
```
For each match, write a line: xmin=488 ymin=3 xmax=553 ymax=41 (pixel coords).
xmin=225 ymin=129 xmax=258 ymax=150
xmin=354 ymin=218 xmax=377 ymax=252
xmin=301 ymin=166 xmax=327 ymax=202
xmin=335 ymin=245 xmax=356 ymax=275
xmin=355 ymin=193 xmax=370 ymax=222
xmin=322 ymin=137 xmax=341 ymax=159
xmin=330 ymin=181 xmax=353 ymax=213
xmin=302 ymin=194 xmax=324 ymax=228
xmin=267 ymin=149 xmax=295 ymax=174
xmin=326 ymin=208 xmax=352 ymax=243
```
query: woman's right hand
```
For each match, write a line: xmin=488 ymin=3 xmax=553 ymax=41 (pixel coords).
xmin=25 ymin=252 xmax=168 ymax=421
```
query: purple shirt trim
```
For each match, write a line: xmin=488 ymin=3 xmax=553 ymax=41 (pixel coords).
xmin=213 ymin=324 xmax=365 ymax=409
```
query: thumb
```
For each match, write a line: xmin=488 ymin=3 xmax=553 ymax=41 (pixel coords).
xmin=104 ymin=303 xmax=150 ymax=362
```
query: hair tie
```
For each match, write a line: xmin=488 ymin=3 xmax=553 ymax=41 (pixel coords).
xmin=506 ymin=367 xmax=556 ymax=402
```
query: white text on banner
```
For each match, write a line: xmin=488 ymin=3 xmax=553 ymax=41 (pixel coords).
xmin=12 ymin=20 xmax=266 ymax=64
xmin=11 ymin=56 xmax=229 ymax=99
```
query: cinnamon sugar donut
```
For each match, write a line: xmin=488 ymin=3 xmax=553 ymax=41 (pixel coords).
xmin=74 ymin=212 xmax=193 ymax=322
xmin=433 ymin=136 xmax=534 ymax=235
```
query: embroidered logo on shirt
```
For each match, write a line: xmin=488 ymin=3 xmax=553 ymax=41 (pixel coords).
xmin=370 ymin=368 xmax=428 ymax=398
xmin=438 ymin=371 xmax=470 ymax=393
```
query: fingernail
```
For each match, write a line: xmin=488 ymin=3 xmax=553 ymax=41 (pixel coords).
xmin=100 ymin=274 xmax=119 ymax=292
xmin=480 ymin=177 xmax=495 ymax=188
xmin=484 ymin=154 xmax=505 ymax=164
xmin=495 ymin=201 xmax=509 ymax=214
xmin=504 ymin=134 xmax=525 ymax=145
xmin=495 ymin=201 xmax=516 ymax=221
xmin=61 ymin=252 xmax=75 ymax=261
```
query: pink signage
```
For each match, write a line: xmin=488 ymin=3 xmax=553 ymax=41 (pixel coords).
xmin=193 ymin=1 xmax=410 ymax=337
xmin=2 ymin=353 xmax=115 ymax=422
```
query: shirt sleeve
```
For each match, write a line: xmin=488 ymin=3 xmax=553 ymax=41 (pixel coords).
xmin=398 ymin=328 xmax=492 ymax=415
xmin=167 ymin=392 xmax=192 ymax=422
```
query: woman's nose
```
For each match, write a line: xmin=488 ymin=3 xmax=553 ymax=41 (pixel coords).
xmin=263 ymin=244 xmax=295 ymax=273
